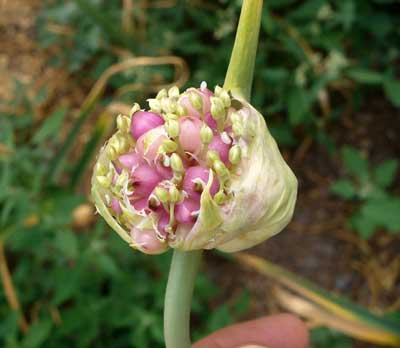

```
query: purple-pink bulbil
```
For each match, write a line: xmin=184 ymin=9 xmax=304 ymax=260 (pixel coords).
xmin=130 ymin=111 xmax=164 ymax=140
xmin=182 ymin=166 xmax=219 ymax=200
xmin=175 ymin=199 xmax=201 ymax=224
xmin=208 ymin=134 xmax=232 ymax=164
xmin=95 ymin=83 xmax=244 ymax=254
xmin=178 ymin=117 xmax=203 ymax=154
xmin=131 ymin=164 xmax=163 ymax=197
xmin=93 ymin=82 xmax=298 ymax=254
xmin=130 ymin=228 xmax=167 ymax=254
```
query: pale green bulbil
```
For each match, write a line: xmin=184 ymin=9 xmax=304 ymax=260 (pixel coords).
xmin=170 ymin=95 xmax=297 ymax=252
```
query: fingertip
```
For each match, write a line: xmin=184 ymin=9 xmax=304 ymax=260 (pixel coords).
xmin=272 ymin=314 xmax=309 ymax=348
xmin=194 ymin=314 xmax=309 ymax=348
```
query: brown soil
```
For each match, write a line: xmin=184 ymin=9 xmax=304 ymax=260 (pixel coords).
xmin=205 ymin=96 xmax=400 ymax=343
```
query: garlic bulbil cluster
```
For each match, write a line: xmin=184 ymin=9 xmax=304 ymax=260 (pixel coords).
xmin=91 ymin=82 xmax=297 ymax=254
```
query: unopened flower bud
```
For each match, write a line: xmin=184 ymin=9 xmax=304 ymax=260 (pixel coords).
xmin=161 ymin=98 xmax=177 ymax=114
xmin=229 ymin=145 xmax=242 ymax=164
xmin=213 ymin=160 xmax=230 ymax=182
xmin=155 ymin=187 xmax=170 ymax=204
xmin=169 ymin=186 xmax=181 ymax=203
xmin=130 ymin=103 xmax=140 ymax=116
xmin=168 ymin=86 xmax=180 ymax=98
xmin=200 ymin=124 xmax=214 ymax=144
xmin=159 ymin=139 xmax=178 ymax=154
xmin=148 ymin=98 xmax=162 ymax=113
xmin=232 ymin=123 xmax=244 ymax=137
xmin=95 ymin=162 xmax=107 ymax=176
xmin=97 ymin=175 xmax=111 ymax=187
xmin=210 ymin=97 xmax=225 ymax=120
xmin=116 ymin=114 xmax=131 ymax=133
xmin=215 ymin=86 xmax=231 ymax=108
xmin=176 ymin=104 xmax=187 ymax=117
xmin=165 ymin=113 xmax=179 ymax=120
xmin=206 ymin=150 xmax=220 ymax=164
xmin=156 ymin=88 xmax=168 ymax=100
xmin=189 ymin=92 xmax=203 ymax=111
xmin=170 ymin=153 xmax=184 ymax=173
xmin=165 ymin=119 xmax=180 ymax=138
xmin=107 ymin=144 xmax=118 ymax=159
xmin=214 ymin=191 xmax=227 ymax=205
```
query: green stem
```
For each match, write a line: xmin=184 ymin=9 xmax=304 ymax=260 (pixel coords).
xmin=223 ymin=0 xmax=263 ymax=100
xmin=163 ymin=1 xmax=262 ymax=347
xmin=164 ymin=250 xmax=203 ymax=348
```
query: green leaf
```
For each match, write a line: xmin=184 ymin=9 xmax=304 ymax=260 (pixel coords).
xmin=311 ymin=327 xmax=353 ymax=348
xmin=287 ymin=87 xmax=309 ymax=126
xmin=22 ymin=321 xmax=52 ymax=348
xmin=331 ymin=180 xmax=357 ymax=199
xmin=384 ymin=79 xmax=400 ymax=107
xmin=350 ymin=212 xmax=377 ymax=239
xmin=373 ymin=159 xmax=399 ymax=188
xmin=207 ymin=304 xmax=233 ymax=332
xmin=289 ymin=0 xmax=325 ymax=20
xmin=346 ymin=68 xmax=383 ymax=85
xmin=33 ymin=108 xmax=68 ymax=144
xmin=96 ymin=253 xmax=119 ymax=276
xmin=261 ymin=68 xmax=289 ymax=82
xmin=236 ymin=253 xmax=400 ymax=346
xmin=341 ymin=146 xmax=369 ymax=178
xmin=55 ymin=229 xmax=79 ymax=259
xmin=53 ymin=270 xmax=80 ymax=305
xmin=267 ymin=0 xmax=297 ymax=9
xmin=269 ymin=124 xmax=296 ymax=146
xmin=361 ymin=198 xmax=400 ymax=233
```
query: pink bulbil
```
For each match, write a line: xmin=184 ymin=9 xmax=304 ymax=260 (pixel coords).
xmin=131 ymin=164 xmax=163 ymax=197
xmin=131 ymin=111 xmax=164 ymax=140
xmin=178 ymin=116 xmax=203 ymax=154
xmin=208 ymin=133 xmax=231 ymax=164
xmin=118 ymin=152 xmax=142 ymax=170
xmin=110 ymin=197 xmax=122 ymax=215
xmin=182 ymin=166 xmax=219 ymax=200
xmin=130 ymin=228 xmax=166 ymax=254
xmin=175 ymin=198 xmax=201 ymax=225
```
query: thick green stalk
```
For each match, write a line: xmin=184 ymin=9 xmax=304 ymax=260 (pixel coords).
xmin=163 ymin=1 xmax=263 ymax=347
xmin=164 ymin=250 xmax=203 ymax=348
xmin=223 ymin=0 xmax=263 ymax=100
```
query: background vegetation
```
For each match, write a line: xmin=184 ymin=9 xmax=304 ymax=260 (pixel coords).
xmin=0 ymin=0 xmax=399 ymax=347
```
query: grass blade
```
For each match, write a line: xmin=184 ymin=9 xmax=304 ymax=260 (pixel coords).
xmin=69 ymin=112 xmax=114 ymax=189
xmin=49 ymin=56 xmax=188 ymax=183
xmin=235 ymin=252 xmax=400 ymax=346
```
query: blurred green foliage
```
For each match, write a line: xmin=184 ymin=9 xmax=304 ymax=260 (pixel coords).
xmin=310 ymin=327 xmax=353 ymax=348
xmin=331 ymin=146 xmax=400 ymax=239
xmin=37 ymin=0 xmax=400 ymax=147
xmin=0 ymin=86 xmax=247 ymax=348
xmin=0 ymin=1 xmax=399 ymax=347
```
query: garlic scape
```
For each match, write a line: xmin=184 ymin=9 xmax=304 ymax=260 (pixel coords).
xmin=91 ymin=82 xmax=297 ymax=254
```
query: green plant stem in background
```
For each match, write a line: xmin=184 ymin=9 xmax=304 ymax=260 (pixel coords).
xmin=164 ymin=250 xmax=202 ymax=348
xmin=163 ymin=1 xmax=263 ymax=347
xmin=223 ymin=0 xmax=263 ymax=100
